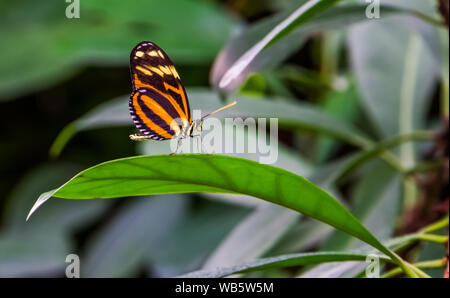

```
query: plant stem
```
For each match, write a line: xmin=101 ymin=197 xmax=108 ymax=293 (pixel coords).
xmin=405 ymin=160 xmax=445 ymax=176
xmin=409 ymin=265 xmax=432 ymax=278
xmin=381 ymin=259 xmax=446 ymax=278
xmin=399 ymin=35 xmax=421 ymax=170
xmin=417 ymin=234 xmax=449 ymax=243
xmin=353 ymin=217 xmax=449 ymax=278
xmin=411 ymin=10 xmax=447 ymax=28
xmin=420 ymin=216 xmax=449 ymax=233
xmin=335 ymin=131 xmax=434 ymax=183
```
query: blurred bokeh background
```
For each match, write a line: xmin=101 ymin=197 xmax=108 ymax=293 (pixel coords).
xmin=0 ymin=0 xmax=448 ymax=277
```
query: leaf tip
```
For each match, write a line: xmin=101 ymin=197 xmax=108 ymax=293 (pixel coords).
xmin=26 ymin=192 xmax=53 ymax=221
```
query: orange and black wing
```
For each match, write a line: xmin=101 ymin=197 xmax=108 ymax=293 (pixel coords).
xmin=129 ymin=41 xmax=191 ymax=140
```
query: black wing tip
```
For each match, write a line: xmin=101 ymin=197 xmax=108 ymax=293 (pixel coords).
xmin=131 ymin=41 xmax=159 ymax=52
xmin=130 ymin=41 xmax=162 ymax=61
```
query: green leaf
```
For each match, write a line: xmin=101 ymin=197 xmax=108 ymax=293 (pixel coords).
xmin=28 ymin=154 xmax=409 ymax=272
xmin=137 ymin=115 xmax=314 ymax=210
xmin=180 ymin=251 xmax=391 ymax=278
xmin=135 ymin=118 xmax=314 ymax=267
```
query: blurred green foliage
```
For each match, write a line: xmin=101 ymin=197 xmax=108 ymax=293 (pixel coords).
xmin=0 ymin=0 xmax=448 ymax=278
xmin=0 ymin=0 xmax=236 ymax=99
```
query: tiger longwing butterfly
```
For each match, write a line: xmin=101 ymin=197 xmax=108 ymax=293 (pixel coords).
xmin=129 ymin=41 xmax=236 ymax=153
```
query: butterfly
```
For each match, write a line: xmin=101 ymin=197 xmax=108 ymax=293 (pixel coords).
xmin=128 ymin=41 xmax=236 ymax=153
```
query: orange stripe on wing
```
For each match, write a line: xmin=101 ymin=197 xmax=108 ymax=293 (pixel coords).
xmin=134 ymin=74 xmax=189 ymax=122
xmin=140 ymin=94 xmax=181 ymax=135
xmin=133 ymin=74 xmax=153 ymax=89
xmin=163 ymin=82 xmax=191 ymax=124
xmin=132 ymin=92 xmax=173 ymax=139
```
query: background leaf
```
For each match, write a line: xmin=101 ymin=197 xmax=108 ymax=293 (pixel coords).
xmin=349 ymin=15 xmax=438 ymax=138
xmin=1 ymin=0 xmax=446 ymax=278
xmin=0 ymin=163 xmax=109 ymax=277
xmin=211 ymin=2 xmax=420 ymax=92
xmin=50 ymin=88 xmax=372 ymax=157
xmin=182 ymin=251 xmax=391 ymax=278
xmin=0 ymin=0 xmax=237 ymax=99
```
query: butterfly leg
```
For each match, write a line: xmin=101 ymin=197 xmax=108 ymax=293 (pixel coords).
xmin=196 ymin=134 xmax=209 ymax=154
xmin=170 ymin=137 xmax=183 ymax=155
xmin=196 ymin=135 xmax=202 ymax=153
xmin=129 ymin=133 xmax=153 ymax=141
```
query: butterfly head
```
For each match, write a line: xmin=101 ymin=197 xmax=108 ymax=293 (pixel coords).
xmin=187 ymin=119 xmax=203 ymax=137
xmin=185 ymin=101 xmax=237 ymax=138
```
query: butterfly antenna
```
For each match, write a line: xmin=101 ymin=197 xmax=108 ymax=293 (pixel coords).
xmin=201 ymin=101 xmax=236 ymax=120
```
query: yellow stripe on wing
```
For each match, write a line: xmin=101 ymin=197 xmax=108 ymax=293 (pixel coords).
xmin=136 ymin=66 xmax=153 ymax=76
